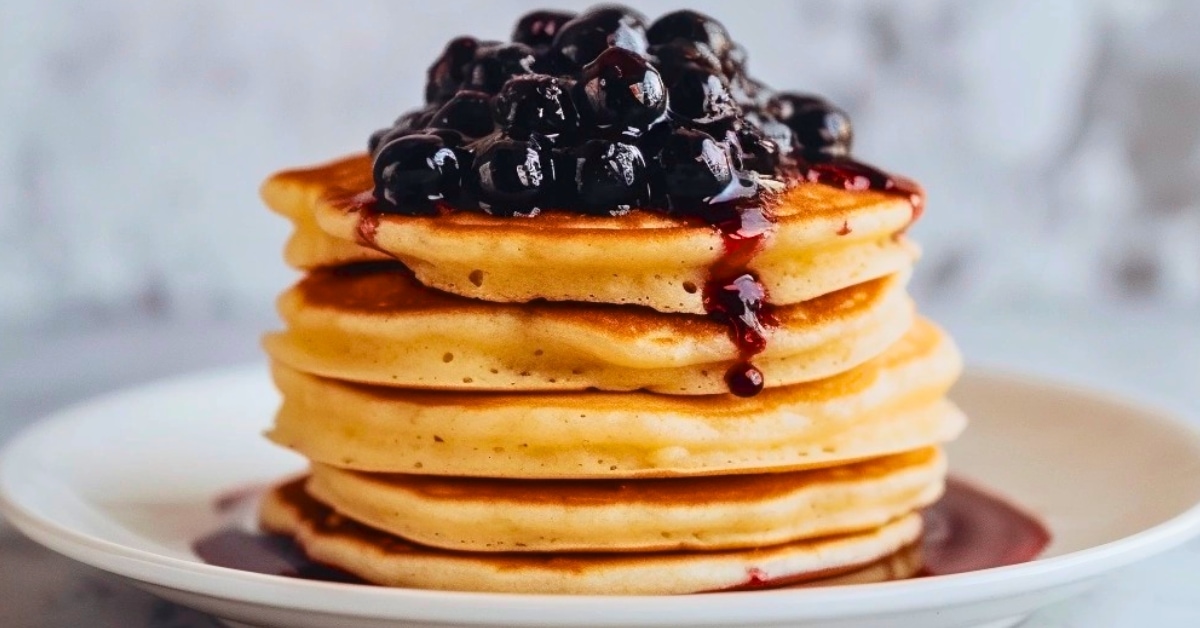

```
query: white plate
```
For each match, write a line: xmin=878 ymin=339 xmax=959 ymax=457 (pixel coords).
xmin=3 ymin=366 xmax=1200 ymax=628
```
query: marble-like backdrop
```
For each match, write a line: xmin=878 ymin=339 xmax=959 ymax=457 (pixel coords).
xmin=1 ymin=0 xmax=1198 ymax=331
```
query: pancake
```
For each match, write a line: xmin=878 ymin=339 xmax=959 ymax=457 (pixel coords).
xmin=306 ymin=447 xmax=945 ymax=553
xmin=260 ymin=478 xmax=923 ymax=595
xmin=783 ymin=543 xmax=922 ymax=589
xmin=267 ymin=155 xmax=390 ymax=267
xmin=267 ymin=318 xmax=963 ymax=478
xmin=263 ymin=264 xmax=914 ymax=394
xmin=284 ymin=217 xmax=390 ymax=269
xmin=249 ymin=7 xmax=966 ymax=597
xmin=262 ymin=155 xmax=919 ymax=314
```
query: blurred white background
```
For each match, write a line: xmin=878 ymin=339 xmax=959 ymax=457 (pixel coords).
xmin=2 ymin=0 xmax=1199 ymax=337
xmin=2 ymin=3 xmax=1200 ymax=626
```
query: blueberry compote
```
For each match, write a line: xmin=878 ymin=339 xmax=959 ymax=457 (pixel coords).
xmin=365 ymin=5 xmax=925 ymax=397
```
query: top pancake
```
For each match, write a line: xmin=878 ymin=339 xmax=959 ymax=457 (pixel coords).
xmin=263 ymin=155 xmax=918 ymax=313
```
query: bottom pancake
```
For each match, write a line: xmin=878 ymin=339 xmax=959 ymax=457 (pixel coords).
xmin=260 ymin=479 xmax=922 ymax=595
xmin=306 ymin=448 xmax=945 ymax=553
xmin=728 ymin=542 xmax=922 ymax=591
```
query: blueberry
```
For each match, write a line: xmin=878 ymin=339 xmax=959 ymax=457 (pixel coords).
xmin=655 ymin=128 xmax=734 ymax=206
xmin=425 ymin=37 xmax=481 ymax=104
xmin=766 ymin=93 xmax=853 ymax=160
xmin=576 ymin=47 xmax=667 ymax=134
xmin=395 ymin=106 xmax=436 ymax=131
xmin=493 ymin=74 xmax=578 ymax=139
xmin=512 ymin=10 xmax=577 ymax=49
xmin=730 ymin=74 xmax=771 ymax=108
xmin=428 ymin=90 xmax=495 ymax=139
xmin=723 ymin=42 xmax=748 ymax=77
xmin=743 ymin=109 xmax=794 ymax=157
xmin=570 ymin=139 xmax=649 ymax=214
xmin=423 ymin=127 xmax=467 ymax=147
xmin=372 ymin=135 xmax=467 ymax=214
xmin=370 ymin=126 xmax=416 ymax=156
xmin=551 ymin=5 xmax=648 ymax=69
xmin=650 ymin=41 xmax=722 ymax=82
xmin=665 ymin=65 xmax=737 ymax=125
xmin=374 ymin=9 xmax=847 ymax=216
xmin=464 ymin=43 xmax=536 ymax=94
xmin=468 ymin=137 xmax=554 ymax=216
xmin=529 ymin=49 xmax=575 ymax=77
xmin=369 ymin=106 xmax=440 ymax=154
xmin=632 ymin=117 xmax=675 ymax=154
xmin=733 ymin=124 xmax=784 ymax=174
xmin=368 ymin=127 xmax=392 ymax=155
xmin=647 ymin=10 xmax=733 ymax=60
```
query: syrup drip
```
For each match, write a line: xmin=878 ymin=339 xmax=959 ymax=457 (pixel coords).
xmin=701 ymin=202 xmax=778 ymax=398
xmin=796 ymin=158 xmax=926 ymax=223
xmin=744 ymin=567 xmax=768 ymax=587
xmin=345 ymin=190 xmax=384 ymax=251
xmin=691 ymin=158 xmax=921 ymax=397
xmin=193 ymin=477 xmax=1051 ymax=588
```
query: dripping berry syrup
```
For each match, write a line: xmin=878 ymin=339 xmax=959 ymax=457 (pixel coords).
xmin=795 ymin=158 xmax=926 ymax=223
xmin=724 ymin=363 xmax=766 ymax=397
xmin=343 ymin=190 xmax=462 ymax=252
xmin=343 ymin=191 xmax=382 ymax=250
xmin=744 ymin=567 xmax=768 ymax=586
xmin=678 ymin=157 xmax=924 ymax=398
xmin=700 ymin=201 xmax=778 ymax=398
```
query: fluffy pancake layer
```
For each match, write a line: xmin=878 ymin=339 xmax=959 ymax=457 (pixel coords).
xmin=306 ymin=448 xmax=944 ymax=553
xmin=260 ymin=478 xmax=923 ymax=595
xmin=267 ymin=318 xmax=963 ymax=478
xmin=262 ymin=155 xmax=918 ymax=314
xmin=258 ymin=146 xmax=959 ymax=593
xmin=263 ymin=263 xmax=915 ymax=394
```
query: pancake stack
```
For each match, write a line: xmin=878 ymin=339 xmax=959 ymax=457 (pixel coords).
xmin=255 ymin=6 xmax=965 ymax=595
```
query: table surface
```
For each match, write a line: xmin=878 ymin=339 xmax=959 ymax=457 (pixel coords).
xmin=2 ymin=306 xmax=1199 ymax=628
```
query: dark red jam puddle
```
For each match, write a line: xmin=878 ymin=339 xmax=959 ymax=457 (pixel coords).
xmin=917 ymin=477 xmax=1052 ymax=576
xmin=192 ymin=528 xmax=360 ymax=583
xmin=193 ymin=476 xmax=1049 ymax=588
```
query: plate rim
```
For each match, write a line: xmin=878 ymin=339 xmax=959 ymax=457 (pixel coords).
xmin=3 ymin=364 xmax=1200 ymax=625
